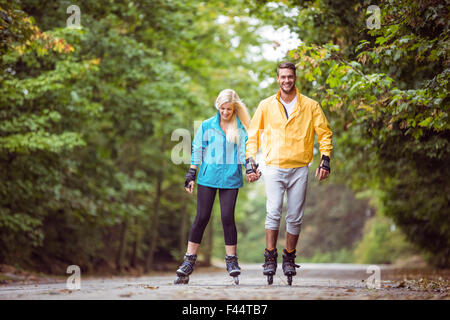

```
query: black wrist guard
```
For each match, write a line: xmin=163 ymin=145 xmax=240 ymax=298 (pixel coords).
xmin=318 ymin=155 xmax=330 ymax=173
xmin=184 ymin=167 xmax=197 ymax=188
xmin=245 ymin=158 xmax=259 ymax=174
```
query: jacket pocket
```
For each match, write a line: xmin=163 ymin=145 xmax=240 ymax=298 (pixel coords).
xmin=202 ymin=164 xmax=208 ymax=176
xmin=264 ymin=144 xmax=271 ymax=160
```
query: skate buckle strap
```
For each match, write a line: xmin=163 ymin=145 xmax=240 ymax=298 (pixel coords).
xmin=282 ymin=260 xmax=300 ymax=269
xmin=184 ymin=254 xmax=197 ymax=263
xmin=264 ymin=249 xmax=278 ymax=257
xmin=225 ymin=255 xmax=240 ymax=265
xmin=225 ymin=255 xmax=241 ymax=275
xmin=282 ymin=249 xmax=300 ymax=270
xmin=180 ymin=261 xmax=193 ymax=273
xmin=263 ymin=249 xmax=278 ymax=268
xmin=263 ymin=261 xmax=277 ymax=269
xmin=180 ymin=254 xmax=197 ymax=272
xmin=283 ymin=263 xmax=299 ymax=268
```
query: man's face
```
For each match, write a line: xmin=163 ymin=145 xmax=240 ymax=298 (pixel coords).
xmin=276 ymin=68 xmax=296 ymax=94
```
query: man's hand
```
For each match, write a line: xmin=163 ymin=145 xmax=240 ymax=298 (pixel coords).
xmin=315 ymin=155 xmax=330 ymax=181
xmin=246 ymin=170 xmax=261 ymax=183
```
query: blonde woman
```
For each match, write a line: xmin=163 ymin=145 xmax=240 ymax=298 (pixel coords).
xmin=175 ymin=89 xmax=257 ymax=285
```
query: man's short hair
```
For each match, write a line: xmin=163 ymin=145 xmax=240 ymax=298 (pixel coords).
xmin=277 ymin=62 xmax=296 ymax=76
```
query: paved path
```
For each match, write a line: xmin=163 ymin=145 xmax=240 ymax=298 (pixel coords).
xmin=0 ymin=263 xmax=448 ymax=300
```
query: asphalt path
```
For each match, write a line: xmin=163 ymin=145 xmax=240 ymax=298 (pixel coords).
xmin=1 ymin=263 xmax=447 ymax=300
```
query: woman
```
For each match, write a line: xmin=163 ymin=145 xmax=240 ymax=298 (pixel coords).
xmin=174 ymin=89 xmax=251 ymax=285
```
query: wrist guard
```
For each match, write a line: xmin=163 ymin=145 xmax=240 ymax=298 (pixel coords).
xmin=245 ymin=158 xmax=259 ymax=174
xmin=184 ymin=167 xmax=197 ymax=188
xmin=318 ymin=155 xmax=330 ymax=173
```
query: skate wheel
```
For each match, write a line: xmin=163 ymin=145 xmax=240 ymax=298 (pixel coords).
xmin=233 ymin=276 xmax=239 ymax=285
xmin=174 ymin=276 xmax=189 ymax=285
xmin=267 ymin=275 xmax=273 ymax=285
xmin=287 ymin=275 xmax=292 ymax=286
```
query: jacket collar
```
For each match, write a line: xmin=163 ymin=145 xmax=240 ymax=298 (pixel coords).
xmin=275 ymin=86 xmax=302 ymax=122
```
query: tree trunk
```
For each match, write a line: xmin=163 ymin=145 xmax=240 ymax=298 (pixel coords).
xmin=145 ymin=171 xmax=163 ymax=272
xmin=179 ymin=206 xmax=189 ymax=255
xmin=129 ymin=217 xmax=140 ymax=269
xmin=115 ymin=220 xmax=128 ymax=273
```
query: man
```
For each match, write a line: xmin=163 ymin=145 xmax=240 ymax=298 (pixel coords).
xmin=245 ymin=62 xmax=332 ymax=285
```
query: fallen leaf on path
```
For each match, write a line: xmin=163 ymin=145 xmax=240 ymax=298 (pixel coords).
xmin=143 ymin=285 xmax=159 ymax=290
xmin=58 ymin=289 xmax=74 ymax=294
xmin=119 ymin=293 xmax=133 ymax=297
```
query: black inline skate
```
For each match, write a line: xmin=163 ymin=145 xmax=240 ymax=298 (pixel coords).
xmin=225 ymin=255 xmax=241 ymax=285
xmin=282 ymin=249 xmax=300 ymax=285
xmin=262 ymin=248 xmax=278 ymax=285
xmin=174 ymin=254 xmax=197 ymax=284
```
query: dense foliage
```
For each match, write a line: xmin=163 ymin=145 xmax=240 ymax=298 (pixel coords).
xmin=274 ymin=0 xmax=449 ymax=267
xmin=0 ymin=0 xmax=272 ymax=273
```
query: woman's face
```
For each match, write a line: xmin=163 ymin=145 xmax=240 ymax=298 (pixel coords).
xmin=219 ymin=102 xmax=234 ymax=121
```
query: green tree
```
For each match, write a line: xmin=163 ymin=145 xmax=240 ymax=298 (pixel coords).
xmin=259 ymin=0 xmax=450 ymax=267
xmin=0 ymin=0 xmax=278 ymax=273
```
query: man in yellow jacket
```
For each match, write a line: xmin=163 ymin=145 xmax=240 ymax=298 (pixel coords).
xmin=245 ymin=62 xmax=332 ymax=285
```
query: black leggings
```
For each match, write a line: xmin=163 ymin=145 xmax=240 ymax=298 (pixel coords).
xmin=188 ymin=184 xmax=239 ymax=246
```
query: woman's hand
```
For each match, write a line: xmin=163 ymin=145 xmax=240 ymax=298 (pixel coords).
xmin=185 ymin=181 xmax=195 ymax=194
xmin=184 ymin=166 xmax=197 ymax=193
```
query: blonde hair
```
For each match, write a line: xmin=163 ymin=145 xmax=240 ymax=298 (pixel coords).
xmin=215 ymin=89 xmax=250 ymax=144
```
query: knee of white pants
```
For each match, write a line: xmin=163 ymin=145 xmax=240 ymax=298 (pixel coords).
xmin=285 ymin=209 xmax=303 ymax=235
xmin=265 ymin=216 xmax=280 ymax=231
xmin=286 ymin=223 xmax=302 ymax=236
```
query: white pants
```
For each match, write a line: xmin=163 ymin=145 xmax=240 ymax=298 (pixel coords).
xmin=263 ymin=165 xmax=308 ymax=235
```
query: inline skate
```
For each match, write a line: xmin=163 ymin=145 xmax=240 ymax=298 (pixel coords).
xmin=225 ymin=255 xmax=241 ymax=285
xmin=262 ymin=248 xmax=278 ymax=285
xmin=174 ymin=254 xmax=197 ymax=284
xmin=282 ymin=249 xmax=300 ymax=285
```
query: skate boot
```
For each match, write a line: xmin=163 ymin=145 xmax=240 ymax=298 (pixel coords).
xmin=225 ymin=255 xmax=241 ymax=285
xmin=262 ymin=248 xmax=278 ymax=285
xmin=174 ymin=254 xmax=197 ymax=284
xmin=282 ymin=249 xmax=300 ymax=286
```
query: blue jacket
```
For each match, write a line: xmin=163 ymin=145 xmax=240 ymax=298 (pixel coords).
xmin=191 ymin=111 xmax=248 ymax=189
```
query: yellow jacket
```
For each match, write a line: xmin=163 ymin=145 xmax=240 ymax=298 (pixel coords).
xmin=246 ymin=87 xmax=332 ymax=168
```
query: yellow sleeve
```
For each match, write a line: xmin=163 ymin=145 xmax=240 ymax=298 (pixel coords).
xmin=246 ymin=101 xmax=265 ymax=160
xmin=313 ymin=103 xmax=333 ymax=157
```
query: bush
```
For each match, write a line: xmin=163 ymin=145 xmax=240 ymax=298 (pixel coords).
xmin=354 ymin=214 xmax=419 ymax=265
xmin=302 ymin=248 xmax=354 ymax=263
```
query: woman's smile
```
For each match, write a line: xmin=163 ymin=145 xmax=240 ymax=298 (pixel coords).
xmin=219 ymin=102 xmax=234 ymax=121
